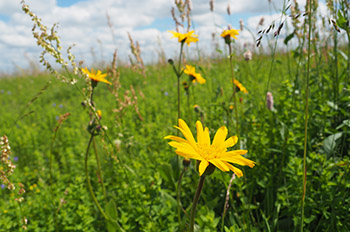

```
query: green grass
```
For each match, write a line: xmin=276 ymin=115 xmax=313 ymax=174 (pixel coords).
xmin=0 ymin=47 xmax=349 ymax=231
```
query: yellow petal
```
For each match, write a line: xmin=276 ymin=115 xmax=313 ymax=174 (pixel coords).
xmin=195 ymin=74 xmax=206 ymax=84
xmin=175 ymin=119 xmax=197 ymax=147
xmin=199 ymin=160 xmax=209 ymax=176
xmin=219 ymin=155 xmax=255 ymax=168
xmin=203 ymin=127 xmax=211 ymax=145
xmin=164 ymin=135 xmax=188 ymax=144
xmin=222 ymin=136 xmax=238 ymax=148
xmin=224 ymin=162 xmax=243 ymax=177
xmin=212 ymin=126 xmax=228 ymax=147
xmin=225 ymin=150 xmax=248 ymax=156
xmin=196 ymin=121 xmax=205 ymax=144
xmin=210 ymin=159 xmax=230 ymax=172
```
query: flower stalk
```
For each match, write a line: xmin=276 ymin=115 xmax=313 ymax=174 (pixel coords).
xmin=301 ymin=0 xmax=312 ymax=230
xmin=228 ymin=44 xmax=240 ymax=147
xmin=189 ymin=175 xmax=206 ymax=232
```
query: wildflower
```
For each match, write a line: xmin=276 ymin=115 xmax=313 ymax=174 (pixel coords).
xmin=221 ymin=27 xmax=239 ymax=44
xmin=184 ymin=65 xmax=206 ymax=84
xmin=82 ymin=68 xmax=112 ymax=85
xmin=233 ymin=79 xmax=248 ymax=93
xmin=266 ymin=92 xmax=274 ymax=110
xmin=164 ymin=119 xmax=255 ymax=176
xmin=193 ymin=104 xmax=200 ymax=113
xmin=182 ymin=81 xmax=189 ymax=90
xmin=244 ymin=50 xmax=252 ymax=61
xmin=97 ymin=110 xmax=102 ymax=119
xmin=169 ymin=30 xmax=199 ymax=46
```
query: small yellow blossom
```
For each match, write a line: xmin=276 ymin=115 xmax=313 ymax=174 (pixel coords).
xmin=97 ymin=110 xmax=102 ymax=118
xmin=233 ymin=79 xmax=248 ymax=93
xmin=82 ymin=68 xmax=112 ymax=85
xmin=184 ymin=65 xmax=206 ymax=84
xmin=169 ymin=30 xmax=199 ymax=46
xmin=164 ymin=119 xmax=255 ymax=176
xmin=221 ymin=28 xmax=240 ymax=40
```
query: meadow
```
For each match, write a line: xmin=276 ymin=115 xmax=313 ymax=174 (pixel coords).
xmin=0 ymin=0 xmax=349 ymax=231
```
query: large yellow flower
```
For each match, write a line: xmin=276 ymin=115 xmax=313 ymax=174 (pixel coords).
xmin=233 ymin=79 xmax=248 ymax=93
xmin=220 ymin=28 xmax=239 ymax=40
xmin=169 ymin=30 xmax=199 ymax=46
xmin=164 ymin=119 xmax=255 ymax=176
xmin=82 ymin=67 xmax=112 ymax=85
xmin=184 ymin=65 xmax=206 ymax=84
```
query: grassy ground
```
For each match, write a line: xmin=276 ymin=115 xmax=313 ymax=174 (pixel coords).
xmin=1 ymin=44 xmax=349 ymax=231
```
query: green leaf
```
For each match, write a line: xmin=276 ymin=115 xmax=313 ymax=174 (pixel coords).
xmin=322 ymin=132 xmax=342 ymax=156
xmin=106 ymin=200 xmax=118 ymax=232
xmin=336 ymin=11 xmax=348 ymax=31
xmin=158 ymin=163 xmax=176 ymax=189
xmin=284 ymin=32 xmax=295 ymax=45
xmin=336 ymin=119 xmax=350 ymax=130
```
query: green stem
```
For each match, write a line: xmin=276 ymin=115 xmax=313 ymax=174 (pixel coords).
xmin=347 ymin=30 xmax=350 ymax=82
xmin=228 ymin=44 xmax=240 ymax=147
xmin=301 ymin=1 xmax=312 ymax=231
xmin=187 ymin=87 xmax=191 ymax=123
xmin=189 ymin=175 xmax=206 ymax=232
xmin=85 ymin=134 xmax=109 ymax=221
xmin=177 ymin=42 xmax=185 ymax=121
xmin=93 ymin=137 xmax=107 ymax=203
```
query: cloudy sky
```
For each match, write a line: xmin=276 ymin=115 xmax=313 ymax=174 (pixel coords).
xmin=0 ymin=0 xmax=329 ymax=74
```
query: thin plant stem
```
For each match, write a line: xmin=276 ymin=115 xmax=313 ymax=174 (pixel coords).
xmin=228 ymin=44 xmax=240 ymax=147
xmin=85 ymin=134 xmax=109 ymax=220
xmin=177 ymin=42 xmax=185 ymax=121
xmin=187 ymin=86 xmax=191 ymax=123
xmin=189 ymin=175 xmax=206 ymax=232
xmin=93 ymin=137 xmax=107 ymax=203
xmin=221 ymin=173 xmax=235 ymax=232
xmin=301 ymin=0 xmax=312 ymax=231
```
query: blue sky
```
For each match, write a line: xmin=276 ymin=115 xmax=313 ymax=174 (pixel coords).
xmin=0 ymin=0 xmax=329 ymax=74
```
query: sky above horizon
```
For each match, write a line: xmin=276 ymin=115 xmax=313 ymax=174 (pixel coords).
xmin=0 ymin=0 xmax=331 ymax=74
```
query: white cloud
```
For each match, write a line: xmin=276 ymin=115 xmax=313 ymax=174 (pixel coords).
xmin=0 ymin=0 xmax=342 ymax=74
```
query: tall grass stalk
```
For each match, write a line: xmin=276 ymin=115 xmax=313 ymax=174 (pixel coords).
xmin=84 ymin=134 xmax=125 ymax=232
xmin=93 ymin=138 xmax=107 ymax=202
xmin=228 ymin=44 xmax=240 ymax=146
xmin=301 ymin=0 xmax=313 ymax=231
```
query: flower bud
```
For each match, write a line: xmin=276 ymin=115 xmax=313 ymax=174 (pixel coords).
xmin=266 ymin=92 xmax=274 ymax=110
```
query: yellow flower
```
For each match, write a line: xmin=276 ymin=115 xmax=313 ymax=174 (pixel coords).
xmin=169 ymin=30 xmax=199 ymax=46
xmin=184 ymin=65 xmax=206 ymax=84
xmin=233 ymin=79 xmax=248 ymax=93
xmin=82 ymin=68 xmax=112 ymax=85
xmin=220 ymin=28 xmax=239 ymax=40
xmin=97 ymin=110 xmax=102 ymax=118
xmin=164 ymin=119 xmax=255 ymax=176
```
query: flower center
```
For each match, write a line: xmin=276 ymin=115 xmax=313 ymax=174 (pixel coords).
xmin=197 ymin=144 xmax=225 ymax=160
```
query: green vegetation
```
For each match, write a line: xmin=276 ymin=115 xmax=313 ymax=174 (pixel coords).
xmin=0 ymin=0 xmax=349 ymax=231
